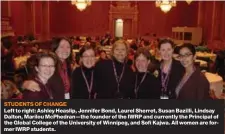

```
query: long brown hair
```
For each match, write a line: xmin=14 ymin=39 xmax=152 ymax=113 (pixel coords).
xmin=51 ymin=37 xmax=72 ymax=76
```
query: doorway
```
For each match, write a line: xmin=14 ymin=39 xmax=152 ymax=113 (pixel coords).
xmin=109 ymin=2 xmax=138 ymax=38
xmin=115 ymin=19 xmax=123 ymax=38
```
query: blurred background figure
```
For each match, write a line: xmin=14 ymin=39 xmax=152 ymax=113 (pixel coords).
xmin=1 ymin=80 xmax=22 ymax=99
xmin=99 ymin=50 xmax=108 ymax=61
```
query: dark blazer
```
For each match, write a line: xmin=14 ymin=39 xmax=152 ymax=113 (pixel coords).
xmin=177 ymin=68 xmax=210 ymax=100
xmin=95 ymin=58 xmax=135 ymax=99
xmin=23 ymin=78 xmax=52 ymax=99
xmin=136 ymin=72 xmax=161 ymax=99
xmin=159 ymin=59 xmax=185 ymax=99
xmin=71 ymin=66 xmax=96 ymax=99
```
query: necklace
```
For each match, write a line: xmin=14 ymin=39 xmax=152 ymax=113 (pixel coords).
xmin=81 ymin=67 xmax=94 ymax=99
xmin=112 ymin=60 xmax=125 ymax=98
xmin=135 ymin=72 xmax=147 ymax=98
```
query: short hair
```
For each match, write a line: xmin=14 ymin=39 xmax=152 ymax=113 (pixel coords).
xmin=35 ymin=52 xmax=57 ymax=66
xmin=79 ymin=44 xmax=95 ymax=57
xmin=174 ymin=45 xmax=181 ymax=54
xmin=179 ymin=43 xmax=196 ymax=55
xmin=158 ymin=38 xmax=175 ymax=49
xmin=99 ymin=50 xmax=106 ymax=54
xmin=111 ymin=39 xmax=129 ymax=55
xmin=134 ymin=47 xmax=152 ymax=61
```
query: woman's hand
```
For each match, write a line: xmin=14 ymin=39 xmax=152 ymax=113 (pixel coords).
xmin=22 ymin=80 xmax=40 ymax=92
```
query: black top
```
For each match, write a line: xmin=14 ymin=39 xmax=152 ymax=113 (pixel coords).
xmin=71 ymin=66 xmax=96 ymax=99
xmin=135 ymin=72 xmax=161 ymax=99
xmin=95 ymin=58 xmax=135 ymax=99
xmin=158 ymin=59 xmax=185 ymax=99
xmin=47 ymin=61 xmax=72 ymax=99
xmin=47 ymin=72 xmax=65 ymax=99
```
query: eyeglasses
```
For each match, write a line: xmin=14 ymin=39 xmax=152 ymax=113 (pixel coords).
xmin=39 ymin=65 xmax=55 ymax=68
xmin=178 ymin=53 xmax=193 ymax=59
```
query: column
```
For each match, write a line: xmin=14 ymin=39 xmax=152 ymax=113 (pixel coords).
xmin=41 ymin=1 xmax=50 ymax=40
xmin=197 ymin=1 xmax=204 ymax=27
xmin=24 ymin=1 xmax=35 ymax=34
xmin=220 ymin=2 xmax=225 ymax=40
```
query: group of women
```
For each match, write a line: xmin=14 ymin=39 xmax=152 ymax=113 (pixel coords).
xmin=22 ymin=37 xmax=211 ymax=100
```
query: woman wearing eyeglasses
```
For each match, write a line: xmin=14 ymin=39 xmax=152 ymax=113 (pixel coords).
xmin=71 ymin=45 xmax=96 ymax=99
xmin=175 ymin=43 xmax=210 ymax=99
xmin=158 ymin=39 xmax=185 ymax=99
xmin=22 ymin=37 xmax=72 ymax=99
xmin=23 ymin=52 xmax=56 ymax=99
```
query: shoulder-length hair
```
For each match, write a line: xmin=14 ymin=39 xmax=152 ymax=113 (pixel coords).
xmin=111 ymin=39 xmax=129 ymax=58
xmin=27 ymin=52 xmax=57 ymax=79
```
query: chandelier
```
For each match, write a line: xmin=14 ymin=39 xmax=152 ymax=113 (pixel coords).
xmin=186 ymin=0 xmax=193 ymax=5
xmin=71 ymin=0 xmax=91 ymax=11
xmin=156 ymin=0 xmax=176 ymax=13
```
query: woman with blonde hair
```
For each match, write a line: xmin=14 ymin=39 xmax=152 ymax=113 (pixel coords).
xmin=95 ymin=39 xmax=135 ymax=99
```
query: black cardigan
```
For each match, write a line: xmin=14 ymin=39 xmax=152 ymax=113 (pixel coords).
xmin=71 ymin=66 xmax=96 ymax=99
xmin=95 ymin=58 xmax=135 ymax=99
xmin=158 ymin=59 xmax=185 ymax=99
xmin=135 ymin=72 xmax=161 ymax=99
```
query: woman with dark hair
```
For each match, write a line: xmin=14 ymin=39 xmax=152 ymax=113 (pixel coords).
xmin=30 ymin=43 xmax=40 ymax=54
xmin=22 ymin=37 xmax=72 ymax=99
xmin=98 ymin=50 xmax=108 ymax=61
xmin=134 ymin=48 xmax=161 ymax=99
xmin=95 ymin=40 xmax=135 ymax=99
xmin=173 ymin=45 xmax=181 ymax=60
xmin=71 ymin=45 xmax=96 ymax=99
xmin=176 ymin=43 xmax=210 ymax=99
xmin=51 ymin=37 xmax=72 ymax=99
xmin=23 ymin=52 xmax=57 ymax=99
xmin=158 ymin=38 xmax=185 ymax=99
